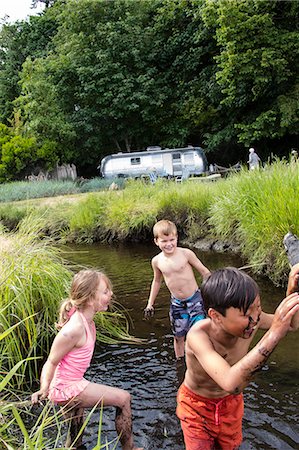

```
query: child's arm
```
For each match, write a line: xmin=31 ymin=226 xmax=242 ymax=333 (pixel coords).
xmin=286 ymin=262 xmax=299 ymax=329
xmin=189 ymin=292 xmax=299 ymax=394
xmin=31 ymin=323 xmax=83 ymax=403
xmin=185 ymin=248 xmax=210 ymax=278
xmin=144 ymin=258 xmax=163 ymax=319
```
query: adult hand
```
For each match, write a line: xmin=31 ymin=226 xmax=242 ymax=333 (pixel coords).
xmin=144 ymin=306 xmax=155 ymax=319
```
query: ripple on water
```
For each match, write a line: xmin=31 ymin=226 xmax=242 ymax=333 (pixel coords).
xmin=61 ymin=243 xmax=299 ymax=450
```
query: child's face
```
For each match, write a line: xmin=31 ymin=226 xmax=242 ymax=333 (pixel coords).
xmin=217 ymin=295 xmax=262 ymax=339
xmin=155 ymin=233 xmax=178 ymax=254
xmin=94 ymin=279 xmax=113 ymax=312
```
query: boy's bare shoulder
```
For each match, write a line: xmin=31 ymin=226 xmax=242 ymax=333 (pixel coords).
xmin=179 ymin=246 xmax=194 ymax=255
xmin=186 ymin=319 xmax=212 ymax=352
xmin=151 ymin=252 xmax=163 ymax=265
xmin=187 ymin=318 xmax=210 ymax=338
xmin=176 ymin=247 xmax=192 ymax=255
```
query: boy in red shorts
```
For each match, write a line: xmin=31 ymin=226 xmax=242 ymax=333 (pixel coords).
xmin=177 ymin=266 xmax=299 ymax=449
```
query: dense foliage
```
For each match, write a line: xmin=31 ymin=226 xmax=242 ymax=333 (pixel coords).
xmin=0 ymin=0 xmax=298 ymax=179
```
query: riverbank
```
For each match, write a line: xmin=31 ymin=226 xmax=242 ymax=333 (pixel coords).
xmin=0 ymin=160 xmax=298 ymax=285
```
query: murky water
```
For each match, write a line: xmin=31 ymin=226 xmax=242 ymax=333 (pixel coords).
xmin=61 ymin=242 xmax=299 ymax=450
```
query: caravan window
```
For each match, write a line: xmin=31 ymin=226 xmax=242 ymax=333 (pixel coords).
xmin=131 ymin=157 xmax=141 ymax=165
xmin=172 ymin=153 xmax=181 ymax=160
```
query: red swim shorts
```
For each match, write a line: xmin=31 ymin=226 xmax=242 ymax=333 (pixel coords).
xmin=177 ymin=383 xmax=243 ymax=450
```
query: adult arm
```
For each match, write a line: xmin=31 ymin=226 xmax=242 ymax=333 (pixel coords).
xmin=190 ymin=292 xmax=299 ymax=394
xmin=185 ymin=248 xmax=210 ymax=278
xmin=31 ymin=324 xmax=83 ymax=403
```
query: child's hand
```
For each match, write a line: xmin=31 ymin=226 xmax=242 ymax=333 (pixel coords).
xmin=31 ymin=388 xmax=48 ymax=405
xmin=271 ymin=292 xmax=299 ymax=338
xmin=144 ymin=306 xmax=155 ymax=319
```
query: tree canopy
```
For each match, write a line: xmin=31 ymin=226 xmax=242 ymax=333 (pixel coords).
xmin=0 ymin=0 xmax=298 ymax=179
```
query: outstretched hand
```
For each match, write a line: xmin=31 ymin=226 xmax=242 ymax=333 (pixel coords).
xmin=144 ymin=306 xmax=155 ymax=319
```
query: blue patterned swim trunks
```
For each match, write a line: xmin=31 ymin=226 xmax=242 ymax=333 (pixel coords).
xmin=169 ymin=289 xmax=206 ymax=337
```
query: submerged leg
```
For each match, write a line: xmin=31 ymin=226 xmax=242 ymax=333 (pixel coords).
xmin=174 ymin=335 xmax=185 ymax=359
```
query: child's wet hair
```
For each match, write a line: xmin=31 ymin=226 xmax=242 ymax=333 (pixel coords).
xmin=153 ymin=219 xmax=177 ymax=238
xmin=56 ymin=269 xmax=112 ymax=329
xmin=201 ymin=267 xmax=259 ymax=316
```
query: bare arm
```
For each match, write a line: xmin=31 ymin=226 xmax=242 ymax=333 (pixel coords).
xmin=286 ymin=262 xmax=299 ymax=329
xmin=185 ymin=248 xmax=210 ymax=278
xmin=31 ymin=323 xmax=83 ymax=403
xmin=144 ymin=258 xmax=163 ymax=318
xmin=190 ymin=293 xmax=299 ymax=394
xmin=258 ymin=311 xmax=274 ymax=330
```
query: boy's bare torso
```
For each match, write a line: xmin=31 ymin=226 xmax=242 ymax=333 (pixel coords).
xmin=184 ymin=319 xmax=259 ymax=398
xmin=154 ymin=247 xmax=199 ymax=299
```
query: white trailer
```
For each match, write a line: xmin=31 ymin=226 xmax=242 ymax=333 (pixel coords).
xmin=98 ymin=146 xmax=208 ymax=179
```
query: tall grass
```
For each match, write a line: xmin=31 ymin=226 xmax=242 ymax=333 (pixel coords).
xmin=208 ymin=161 xmax=299 ymax=283
xmin=0 ymin=161 xmax=298 ymax=284
xmin=0 ymin=216 xmax=72 ymax=386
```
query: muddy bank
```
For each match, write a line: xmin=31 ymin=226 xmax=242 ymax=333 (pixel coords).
xmin=182 ymin=237 xmax=241 ymax=254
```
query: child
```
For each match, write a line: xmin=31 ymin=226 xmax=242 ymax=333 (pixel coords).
xmin=144 ymin=220 xmax=210 ymax=359
xmin=32 ymin=269 xmax=142 ymax=450
xmin=177 ymin=266 xmax=299 ymax=450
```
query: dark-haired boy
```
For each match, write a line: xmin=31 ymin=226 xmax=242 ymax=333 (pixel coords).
xmin=177 ymin=266 xmax=299 ymax=450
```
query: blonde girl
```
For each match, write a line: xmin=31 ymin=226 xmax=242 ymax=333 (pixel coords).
xmin=32 ymin=269 xmax=142 ymax=450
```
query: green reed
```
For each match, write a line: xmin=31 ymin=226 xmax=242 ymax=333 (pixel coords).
xmin=0 ymin=216 xmax=72 ymax=386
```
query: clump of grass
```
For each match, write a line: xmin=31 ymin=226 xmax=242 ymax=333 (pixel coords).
xmin=78 ymin=177 xmax=125 ymax=192
xmin=208 ymin=161 xmax=299 ymax=283
xmin=0 ymin=216 xmax=72 ymax=386
xmin=100 ymin=179 xmax=160 ymax=240
xmin=68 ymin=192 xmax=108 ymax=243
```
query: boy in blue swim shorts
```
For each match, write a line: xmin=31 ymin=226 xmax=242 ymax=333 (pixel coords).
xmin=144 ymin=220 xmax=210 ymax=359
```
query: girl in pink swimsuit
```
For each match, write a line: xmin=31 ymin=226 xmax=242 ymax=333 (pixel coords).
xmin=32 ymin=269 xmax=142 ymax=450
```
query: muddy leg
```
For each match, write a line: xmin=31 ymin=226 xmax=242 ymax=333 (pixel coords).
xmin=115 ymin=400 xmax=134 ymax=450
xmin=65 ymin=406 xmax=85 ymax=449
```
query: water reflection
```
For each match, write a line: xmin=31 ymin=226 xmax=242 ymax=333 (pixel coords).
xmin=61 ymin=243 xmax=299 ymax=450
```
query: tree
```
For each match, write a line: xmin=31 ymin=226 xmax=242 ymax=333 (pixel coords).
xmin=201 ymin=0 xmax=299 ymax=155
xmin=0 ymin=13 xmax=58 ymax=123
